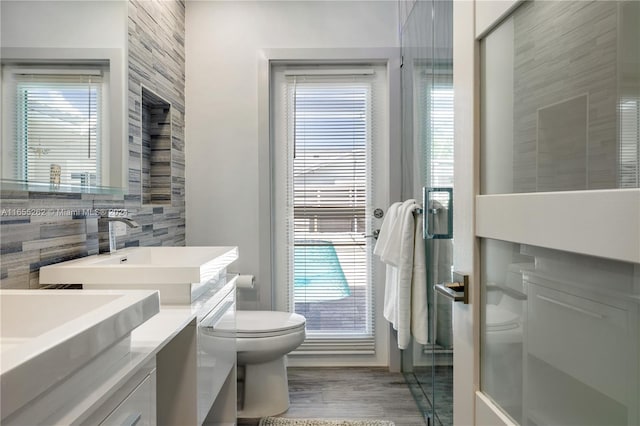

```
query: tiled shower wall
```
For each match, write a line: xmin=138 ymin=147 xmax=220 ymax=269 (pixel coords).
xmin=512 ymin=1 xmax=619 ymax=192
xmin=0 ymin=0 xmax=186 ymax=289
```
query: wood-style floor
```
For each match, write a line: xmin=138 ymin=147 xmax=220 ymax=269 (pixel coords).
xmin=238 ymin=367 xmax=427 ymax=426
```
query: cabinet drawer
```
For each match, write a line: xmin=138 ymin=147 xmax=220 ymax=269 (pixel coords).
xmin=527 ymin=282 xmax=629 ymax=403
xmin=99 ymin=371 xmax=156 ymax=426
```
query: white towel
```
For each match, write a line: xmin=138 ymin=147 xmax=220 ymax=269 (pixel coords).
xmin=375 ymin=199 xmax=429 ymax=349
xmin=428 ymin=200 xmax=453 ymax=287
xmin=374 ymin=202 xmax=402 ymax=329
xmin=388 ymin=200 xmax=419 ymax=349
xmin=411 ymin=212 xmax=428 ymax=345
xmin=383 ymin=265 xmax=399 ymax=329
xmin=374 ymin=202 xmax=402 ymax=258
xmin=429 ymin=200 xmax=453 ymax=347
xmin=380 ymin=199 xmax=416 ymax=267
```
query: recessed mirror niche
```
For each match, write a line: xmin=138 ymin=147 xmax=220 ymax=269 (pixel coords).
xmin=141 ymin=87 xmax=172 ymax=205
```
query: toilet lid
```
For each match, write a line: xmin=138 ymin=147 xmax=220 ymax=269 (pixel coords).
xmin=230 ymin=311 xmax=306 ymax=336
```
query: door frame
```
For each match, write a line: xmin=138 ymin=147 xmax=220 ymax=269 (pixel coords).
xmin=257 ymin=47 xmax=402 ymax=366
xmin=452 ymin=1 xmax=481 ymax=424
xmin=454 ymin=1 xmax=640 ymax=424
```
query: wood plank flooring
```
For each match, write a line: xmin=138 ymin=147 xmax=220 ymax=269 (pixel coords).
xmin=238 ymin=367 xmax=427 ymax=426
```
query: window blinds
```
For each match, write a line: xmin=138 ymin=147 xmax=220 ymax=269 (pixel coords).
xmin=284 ymin=74 xmax=375 ymax=352
xmin=419 ymin=70 xmax=454 ymax=200
xmin=417 ymin=69 xmax=455 ymax=355
xmin=14 ymin=72 xmax=102 ymax=186
xmin=619 ymin=98 xmax=640 ymax=188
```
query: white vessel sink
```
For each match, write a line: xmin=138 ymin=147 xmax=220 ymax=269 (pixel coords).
xmin=0 ymin=289 xmax=159 ymax=421
xmin=40 ymin=246 xmax=239 ymax=304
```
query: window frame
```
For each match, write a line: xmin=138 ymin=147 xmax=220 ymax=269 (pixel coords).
xmin=5 ymin=65 xmax=108 ymax=187
xmin=287 ymin=74 xmax=374 ymax=338
xmin=259 ymin=48 xmax=400 ymax=367
xmin=0 ymin=47 xmax=127 ymax=192
xmin=270 ymin=60 xmax=392 ymax=363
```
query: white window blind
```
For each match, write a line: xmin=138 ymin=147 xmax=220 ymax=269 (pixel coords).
xmin=619 ymin=98 xmax=640 ymax=188
xmin=13 ymin=72 xmax=103 ymax=186
xmin=419 ymin=69 xmax=454 ymax=198
xmin=280 ymin=72 xmax=377 ymax=354
xmin=416 ymin=68 xmax=455 ymax=355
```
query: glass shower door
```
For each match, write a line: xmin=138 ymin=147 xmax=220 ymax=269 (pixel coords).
xmin=400 ymin=1 xmax=454 ymax=425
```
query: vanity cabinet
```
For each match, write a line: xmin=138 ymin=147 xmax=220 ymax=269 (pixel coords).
xmin=33 ymin=246 xmax=239 ymax=425
xmin=100 ymin=372 xmax=156 ymax=426
xmin=64 ymin=272 xmax=236 ymax=426
xmin=155 ymin=274 xmax=238 ymax=426
xmin=83 ymin=361 xmax=157 ymax=426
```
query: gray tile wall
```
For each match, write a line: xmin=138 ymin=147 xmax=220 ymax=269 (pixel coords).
xmin=0 ymin=0 xmax=186 ymax=289
xmin=513 ymin=1 xmax=619 ymax=192
xmin=141 ymin=88 xmax=173 ymax=205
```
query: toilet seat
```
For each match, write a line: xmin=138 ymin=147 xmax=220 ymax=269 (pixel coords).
xmin=211 ymin=310 xmax=306 ymax=338
xmin=235 ymin=311 xmax=306 ymax=338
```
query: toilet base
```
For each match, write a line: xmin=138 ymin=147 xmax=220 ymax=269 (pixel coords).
xmin=238 ymin=356 xmax=290 ymax=418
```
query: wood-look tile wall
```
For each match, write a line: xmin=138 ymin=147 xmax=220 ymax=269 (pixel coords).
xmin=513 ymin=1 xmax=619 ymax=192
xmin=0 ymin=0 xmax=186 ymax=289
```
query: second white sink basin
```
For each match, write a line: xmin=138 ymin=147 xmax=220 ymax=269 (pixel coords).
xmin=39 ymin=246 xmax=239 ymax=304
xmin=0 ymin=289 xmax=159 ymax=423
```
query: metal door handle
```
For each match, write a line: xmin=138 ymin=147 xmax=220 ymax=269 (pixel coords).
xmin=423 ymin=187 xmax=453 ymax=240
xmin=434 ymin=272 xmax=469 ymax=304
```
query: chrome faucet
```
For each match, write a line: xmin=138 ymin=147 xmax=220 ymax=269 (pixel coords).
xmin=98 ymin=216 xmax=140 ymax=254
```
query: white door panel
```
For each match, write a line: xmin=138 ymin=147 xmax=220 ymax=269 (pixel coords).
xmin=453 ymin=1 xmax=479 ymax=425
xmin=476 ymin=190 xmax=640 ymax=264
xmin=457 ymin=0 xmax=640 ymax=424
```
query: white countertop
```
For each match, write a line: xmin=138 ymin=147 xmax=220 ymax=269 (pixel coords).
xmin=0 ymin=290 xmax=160 ymax=424
xmin=58 ymin=306 xmax=197 ymax=425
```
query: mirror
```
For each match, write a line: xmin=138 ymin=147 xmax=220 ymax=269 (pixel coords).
xmin=0 ymin=0 xmax=128 ymax=194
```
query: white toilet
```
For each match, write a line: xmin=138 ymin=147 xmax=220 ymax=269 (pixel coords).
xmin=235 ymin=310 xmax=306 ymax=418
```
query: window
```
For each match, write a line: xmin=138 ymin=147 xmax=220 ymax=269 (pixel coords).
xmin=418 ymin=68 xmax=454 ymax=197
xmin=415 ymin=66 xmax=455 ymax=355
xmin=273 ymin=65 xmax=386 ymax=354
xmin=619 ymin=98 xmax=640 ymax=188
xmin=3 ymin=66 xmax=106 ymax=187
xmin=291 ymin=79 xmax=370 ymax=335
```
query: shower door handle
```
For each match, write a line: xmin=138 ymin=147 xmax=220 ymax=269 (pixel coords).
xmin=423 ymin=187 xmax=453 ymax=240
xmin=434 ymin=272 xmax=469 ymax=304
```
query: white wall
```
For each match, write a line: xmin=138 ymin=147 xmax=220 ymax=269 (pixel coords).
xmin=1 ymin=1 xmax=127 ymax=48
xmin=185 ymin=1 xmax=399 ymax=309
